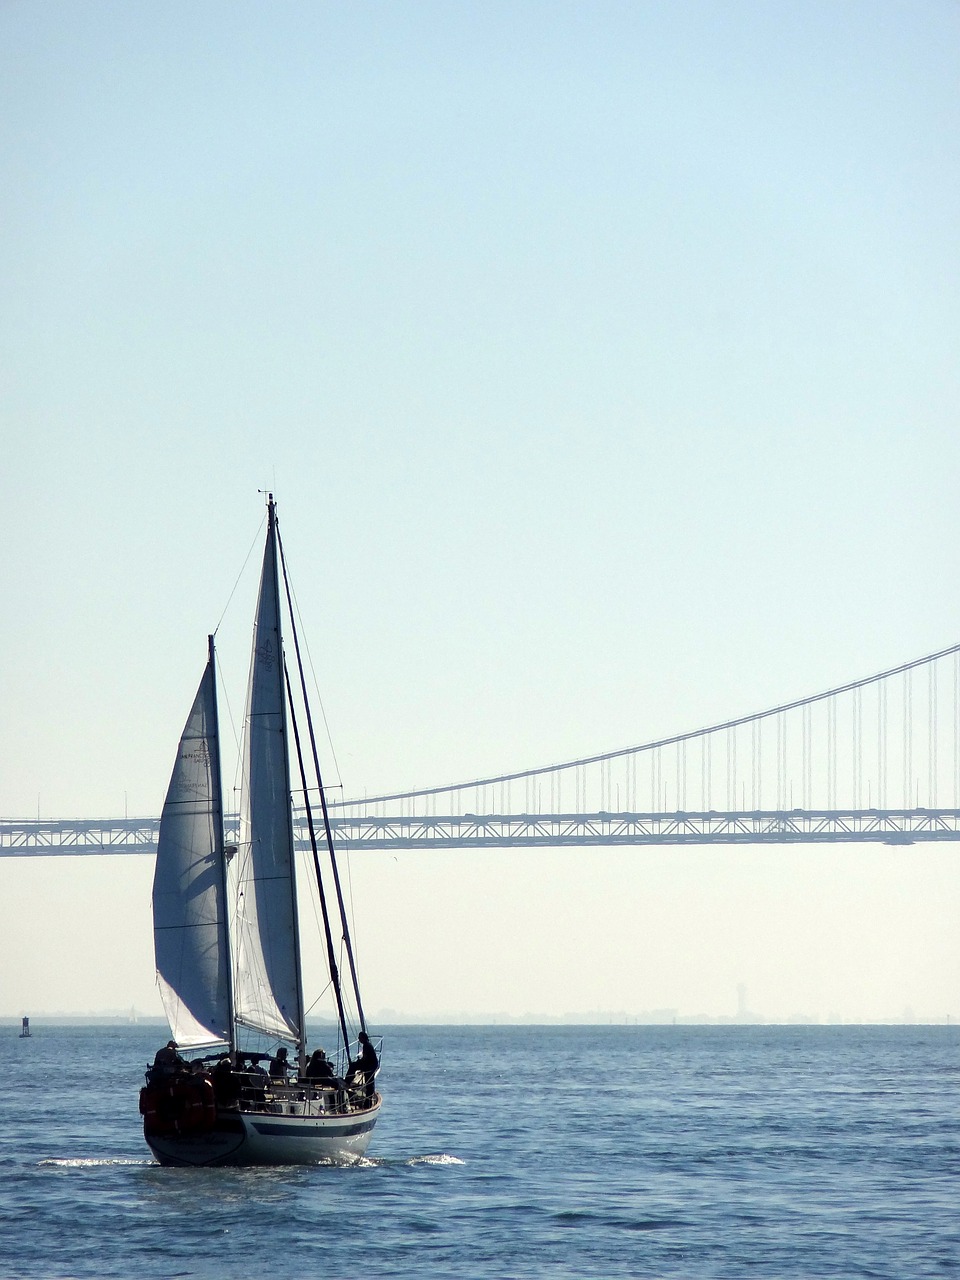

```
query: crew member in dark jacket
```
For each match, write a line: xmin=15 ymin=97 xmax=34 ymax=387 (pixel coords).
xmin=269 ymin=1046 xmax=291 ymax=1079
xmin=152 ymin=1040 xmax=184 ymax=1077
xmin=305 ymin=1049 xmax=337 ymax=1082
xmin=348 ymin=1032 xmax=379 ymax=1103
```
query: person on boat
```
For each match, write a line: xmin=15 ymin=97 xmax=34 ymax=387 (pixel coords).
xmin=269 ymin=1046 xmax=292 ymax=1080
xmin=347 ymin=1032 xmax=379 ymax=1102
xmin=152 ymin=1040 xmax=185 ymax=1077
xmin=305 ymin=1048 xmax=337 ymax=1082
xmin=212 ymin=1058 xmax=241 ymax=1109
xmin=235 ymin=1055 xmax=268 ymax=1109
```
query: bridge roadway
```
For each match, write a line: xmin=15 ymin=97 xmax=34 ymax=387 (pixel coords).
xmin=2 ymin=809 xmax=960 ymax=855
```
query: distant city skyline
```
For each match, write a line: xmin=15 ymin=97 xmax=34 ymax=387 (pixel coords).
xmin=1 ymin=1004 xmax=952 ymax=1027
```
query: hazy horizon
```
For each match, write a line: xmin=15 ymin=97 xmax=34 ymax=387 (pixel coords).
xmin=4 ymin=1008 xmax=956 ymax=1027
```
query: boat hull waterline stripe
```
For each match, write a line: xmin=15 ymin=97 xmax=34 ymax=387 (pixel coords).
xmin=145 ymin=1101 xmax=381 ymax=1167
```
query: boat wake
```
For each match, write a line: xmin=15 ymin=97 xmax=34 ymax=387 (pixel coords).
xmin=357 ymin=1153 xmax=465 ymax=1169
xmin=37 ymin=1154 xmax=463 ymax=1173
xmin=39 ymin=1158 xmax=153 ymax=1168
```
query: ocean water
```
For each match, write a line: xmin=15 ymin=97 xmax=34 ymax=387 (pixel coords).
xmin=0 ymin=1024 xmax=957 ymax=1279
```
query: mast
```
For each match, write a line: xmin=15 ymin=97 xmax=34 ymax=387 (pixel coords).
xmin=207 ymin=632 xmax=236 ymax=1054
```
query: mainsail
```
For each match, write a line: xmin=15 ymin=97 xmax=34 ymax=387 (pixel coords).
xmin=153 ymin=652 xmax=232 ymax=1048
xmin=232 ymin=503 xmax=305 ymax=1042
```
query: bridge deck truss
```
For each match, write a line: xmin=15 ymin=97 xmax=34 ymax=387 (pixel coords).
xmin=2 ymin=809 xmax=959 ymax=856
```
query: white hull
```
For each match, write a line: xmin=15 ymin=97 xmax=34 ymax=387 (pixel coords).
xmin=145 ymin=1095 xmax=381 ymax=1167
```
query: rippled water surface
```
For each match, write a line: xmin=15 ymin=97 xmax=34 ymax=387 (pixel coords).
xmin=1 ymin=1024 xmax=957 ymax=1278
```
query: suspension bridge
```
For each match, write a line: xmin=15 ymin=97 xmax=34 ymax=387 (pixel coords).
xmin=3 ymin=641 xmax=960 ymax=855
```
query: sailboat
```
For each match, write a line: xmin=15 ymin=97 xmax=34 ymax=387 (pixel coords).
xmin=140 ymin=495 xmax=381 ymax=1166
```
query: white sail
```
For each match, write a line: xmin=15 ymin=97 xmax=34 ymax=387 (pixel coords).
xmin=233 ymin=511 xmax=304 ymax=1042
xmin=153 ymin=658 xmax=232 ymax=1049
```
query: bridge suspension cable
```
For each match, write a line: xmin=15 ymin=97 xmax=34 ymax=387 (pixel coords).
xmin=333 ymin=641 xmax=960 ymax=819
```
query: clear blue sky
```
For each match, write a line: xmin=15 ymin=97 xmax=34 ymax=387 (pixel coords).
xmin=2 ymin=1 xmax=958 ymax=1021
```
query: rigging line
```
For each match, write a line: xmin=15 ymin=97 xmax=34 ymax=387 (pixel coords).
xmin=276 ymin=520 xmax=368 ymax=1034
xmin=212 ymin=645 xmax=245 ymax=806
xmin=213 ymin=512 xmax=267 ymax=637
xmin=336 ymin=639 xmax=960 ymax=809
xmin=210 ymin=516 xmax=268 ymax=825
xmin=294 ymin=839 xmax=361 ymax=1030
xmin=304 ymin=978 xmax=334 ymax=1019
xmin=343 ymin=843 xmax=361 ymax=987
xmin=282 ymin=566 xmax=346 ymax=793
xmin=283 ymin=654 xmax=352 ymax=1058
